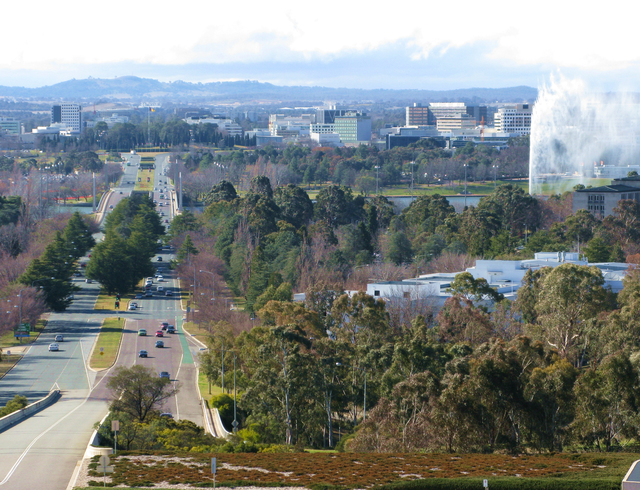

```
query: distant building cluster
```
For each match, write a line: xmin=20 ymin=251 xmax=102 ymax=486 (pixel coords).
xmin=0 ymin=98 xmax=535 ymax=151
xmin=293 ymin=252 xmax=627 ymax=314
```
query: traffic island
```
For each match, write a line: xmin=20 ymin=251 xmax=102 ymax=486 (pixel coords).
xmin=89 ymin=317 xmax=125 ymax=371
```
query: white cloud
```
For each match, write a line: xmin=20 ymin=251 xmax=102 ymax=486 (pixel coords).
xmin=1 ymin=0 xmax=639 ymax=85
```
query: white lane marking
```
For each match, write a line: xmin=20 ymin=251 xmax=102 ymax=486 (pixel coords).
xmin=53 ymin=341 xmax=83 ymax=389
xmin=174 ymin=350 xmax=183 ymax=420
xmin=79 ymin=340 xmax=92 ymax=391
xmin=0 ymin=334 xmax=119 ymax=486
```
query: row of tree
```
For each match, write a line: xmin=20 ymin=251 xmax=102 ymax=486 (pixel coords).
xmin=193 ymin=262 xmax=640 ymax=453
xmin=19 ymin=211 xmax=94 ymax=311
xmin=86 ymin=194 xmax=164 ymax=294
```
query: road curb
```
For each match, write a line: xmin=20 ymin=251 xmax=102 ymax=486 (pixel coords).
xmin=86 ymin=317 xmax=126 ymax=373
xmin=0 ymin=388 xmax=61 ymax=433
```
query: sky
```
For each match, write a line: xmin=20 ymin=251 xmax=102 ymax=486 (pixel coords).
xmin=2 ymin=1 xmax=638 ymax=91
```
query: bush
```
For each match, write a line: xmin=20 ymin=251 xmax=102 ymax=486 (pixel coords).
xmin=0 ymin=395 xmax=28 ymax=417
xmin=376 ymin=478 xmax=621 ymax=490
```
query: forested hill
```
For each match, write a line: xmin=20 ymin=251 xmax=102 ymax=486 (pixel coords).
xmin=0 ymin=76 xmax=538 ymax=103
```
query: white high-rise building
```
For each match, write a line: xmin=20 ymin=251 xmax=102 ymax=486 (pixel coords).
xmin=494 ymin=104 xmax=533 ymax=136
xmin=51 ymin=104 xmax=83 ymax=133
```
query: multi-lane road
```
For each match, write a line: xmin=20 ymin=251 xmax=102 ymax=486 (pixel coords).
xmin=0 ymin=153 xmax=204 ymax=490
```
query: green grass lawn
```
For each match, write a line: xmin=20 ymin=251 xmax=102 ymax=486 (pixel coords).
xmin=0 ymin=354 xmax=23 ymax=379
xmin=94 ymin=289 xmax=134 ymax=311
xmin=134 ymin=168 xmax=155 ymax=192
xmin=0 ymin=319 xmax=47 ymax=349
xmin=197 ymin=369 xmax=224 ymax=399
xmin=89 ymin=317 xmax=124 ymax=370
xmin=181 ymin=320 xmax=211 ymax=346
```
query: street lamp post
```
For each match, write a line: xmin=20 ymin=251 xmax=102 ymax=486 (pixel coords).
xmin=492 ymin=165 xmax=498 ymax=189
xmin=199 ymin=270 xmax=215 ymax=302
xmin=463 ymin=164 xmax=468 ymax=208
xmin=409 ymin=161 xmax=416 ymax=201
xmin=233 ymin=355 xmax=238 ymax=434
xmin=374 ymin=165 xmax=380 ymax=195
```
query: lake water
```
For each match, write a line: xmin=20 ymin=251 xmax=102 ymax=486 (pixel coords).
xmin=53 ymin=204 xmax=94 ymax=215
xmin=388 ymin=195 xmax=483 ymax=213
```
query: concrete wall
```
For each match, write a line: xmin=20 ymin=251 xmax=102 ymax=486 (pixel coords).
xmin=0 ymin=389 xmax=60 ymax=433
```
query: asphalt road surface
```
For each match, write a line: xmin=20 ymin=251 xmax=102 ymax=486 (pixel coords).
xmin=0 ymin=153 xmax=203 ymax=490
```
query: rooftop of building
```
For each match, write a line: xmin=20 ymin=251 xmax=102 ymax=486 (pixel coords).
xmin=575 ymin=184 xmax=640 ymax=193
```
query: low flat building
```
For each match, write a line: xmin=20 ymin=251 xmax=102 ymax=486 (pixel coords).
xmin=573 ymin=175 xmax=640 ymax=217
xmin=365 ymin=252 xmax=627 ymax=313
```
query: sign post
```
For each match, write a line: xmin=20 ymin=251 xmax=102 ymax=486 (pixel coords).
xmin=112 ymin=420 xmax=120 ymax=454
xmin=211 ymin=457 xmax=217 ymax=489
xmin=97 ymin=455 xmax=114 ymax=487
xmin=483 ymin=479 xmax=488 ymax=489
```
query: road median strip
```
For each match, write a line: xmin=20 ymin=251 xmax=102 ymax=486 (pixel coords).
xmin=89 ymin=317 xmax=125 ymax=371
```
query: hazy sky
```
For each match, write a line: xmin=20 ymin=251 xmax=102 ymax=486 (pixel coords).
xmin=3 ymin=1 xmax=637 ymax=90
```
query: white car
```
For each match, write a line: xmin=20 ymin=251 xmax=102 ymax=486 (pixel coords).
xmin=49 ymin=343 xmax=59 ymax=352
xmin=128 ymin=303 xmax=137 ymax=310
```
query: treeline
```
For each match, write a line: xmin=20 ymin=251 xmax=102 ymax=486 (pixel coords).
xmin=19 ymin=211 xmax=94 ymax=311
xmin=165 ymin=172 xmax=640 ymax=453
xmin=40 ymin=120 xmax=257 ymax=153
xmin=86 ymin=194 xmax=164 ymax=294
xmin=196 ymin=262 xmax=640 ymax=453
xmin=175 ymin=139 xmax=529 ymax=203
xmin=172 ymin=178 xmax=557 ymax=314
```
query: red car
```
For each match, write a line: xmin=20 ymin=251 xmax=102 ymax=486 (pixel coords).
xmin=155 ymin=330 xmax=164 ymax=337
xmin=160 ymin=322 xmax=169 ymax=330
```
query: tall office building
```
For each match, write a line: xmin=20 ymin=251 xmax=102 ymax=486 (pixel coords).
xmin=334 ymin=111 xmax=371 ymax=143
xmin=0 ymin=117 xmax=20 ymax=135
xmin=51 ymin=103 xmax=83 ymax=133
xmin=406 ymin=103 xmax=434 ymax=126
xmin=406 ymin=102 xmax=487 ymax=127
xmin=494 ymin=104 xmax=533 ymax=135
xmin=318 ymin=106 xmax=350 ymax=124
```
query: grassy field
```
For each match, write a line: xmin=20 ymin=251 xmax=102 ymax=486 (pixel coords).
xmin=89 ymin=317 xmax=125 ymax=370
xmin=134 ymin=168 xmax=155 ymax=192
xmin=94 ymin=289 xmax=134 ymax=311
xmin=0 ymin=319 xmax=47 ymax=350
xmin=76 ymin=451 xmax=636 ymax=490
xmin=197 ymin=369 xmax=224 ymax=399
xmin=0 ymin=354 xmax=23 ymax=379
xmin=181 ymin=320 xmax=212 ymax=347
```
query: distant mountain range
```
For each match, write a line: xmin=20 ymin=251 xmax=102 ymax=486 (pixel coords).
xmin=0 ymin=76 xmax=538 ymax=104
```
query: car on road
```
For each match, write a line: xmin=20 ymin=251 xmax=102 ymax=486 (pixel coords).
xmin=157 ymin=275 xmax=164 ymax=281
xmin=74 ymin=272 xmax=82 ymax=277
xmin=128 ymin=304 xmax=136 ymax=310
xmin=145 ymin=290 xmax=153 ymax=297
xmin=155 ymin=340 xmax=164 ymax=348
xmin=109 ymin=205 xmax=114 ymax=209
xmin=138 ymin=329 xmax=147 ymax=336
xmin=159 ymin=371 xmax=170 ymax=379
xmin=85 ymin=278 xmax=93 ymax=283
xmin=165 ymin=290 xmax=173 ymax=297
xmin=160 ymin=322 xmax=169 ymax=329
xmin=157 ymin=256 xmax=163 ymax=261
xmin=128 ymin=302 xmax=138 ymax=310
xmin=157 ymin=286 xmax=164 ymax=292
xmin=54 ymin=334 xmax=64 ymax=342
xmin=119 ymin=191 xmax=123 ymax=194
xmin=155 ymin=330 xmax=164 ymax=337
xmin=159 ymin=412 xmax=173 ymax=418
xmin=164 ymin=219 xmax=169 ymax=223
xmin=138 ymin=350 xmax=148 ymax=358
xmin=167 ymin=325 xmax=176 ymax=334
xmin=49 ymin=343 xmax=59 ymax=352
xmin=135 ymin=293 xmax=143 ymax=299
